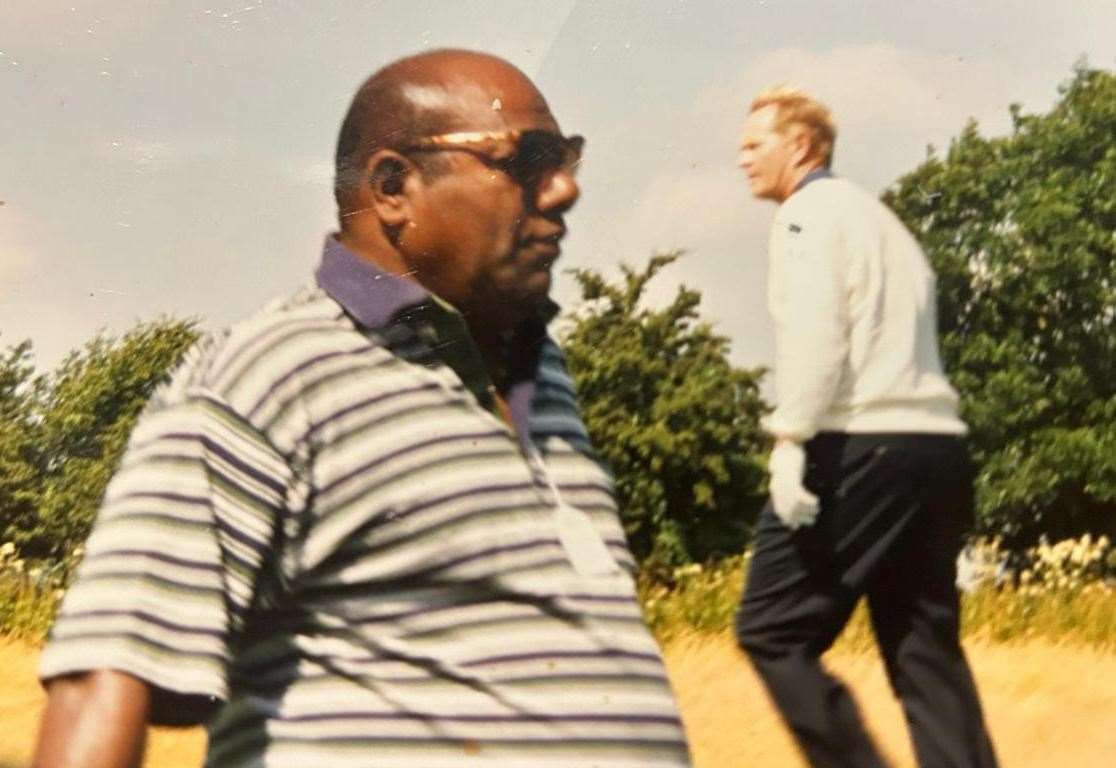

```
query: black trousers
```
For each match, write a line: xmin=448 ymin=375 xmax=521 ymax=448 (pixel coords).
xmin=735 ymin=433 xmax=998 ymax=768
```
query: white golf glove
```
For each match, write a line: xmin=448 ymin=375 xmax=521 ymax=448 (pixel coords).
xmin=768 ymin=440 xmax=819 ymax=529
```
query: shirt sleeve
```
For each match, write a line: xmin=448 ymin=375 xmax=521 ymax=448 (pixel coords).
xmin=38 ymin=387 xmax=293 ymax=725
xmin=764 ymin=206 xmax=851 ymax=442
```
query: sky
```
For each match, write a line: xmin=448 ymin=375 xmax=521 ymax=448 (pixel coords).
xmin=2 ymin=0 xmax=1114 ymax=374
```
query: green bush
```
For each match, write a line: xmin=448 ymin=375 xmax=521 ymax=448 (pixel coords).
xmin=562 ymin=252 xmax=771 ymax=575
xmin=0 ymin=319 xmax=199 ymax=559
xmin=884 ymin=65 xmax=1116 ymax=546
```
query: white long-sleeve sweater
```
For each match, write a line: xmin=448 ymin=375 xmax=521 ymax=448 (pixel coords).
xmin=764 ymin=174 xmax=967 ymax=441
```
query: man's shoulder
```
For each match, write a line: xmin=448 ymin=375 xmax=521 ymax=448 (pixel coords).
xmin=535 ymin=337 xmax=577 ymax=394
xmin=784 ymin=176 xmax=864 ymax=210
xmin=774 ymin=180 xmax=845 ymax=242
xmin=150 ymin=283 xmax=358 ymax=417
xmin=778 ymin=177 xmax=889 ymax=231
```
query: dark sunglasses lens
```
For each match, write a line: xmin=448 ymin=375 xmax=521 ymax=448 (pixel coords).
xmin=508 ymin=133 xmax=582 ymax=183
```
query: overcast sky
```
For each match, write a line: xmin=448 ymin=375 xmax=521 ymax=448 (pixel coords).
xmin=2 ymin=0 xmax=1114 ymax=373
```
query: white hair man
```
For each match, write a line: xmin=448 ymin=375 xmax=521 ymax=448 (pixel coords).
xmin=734 ymin=86 xmax=999 ymax=768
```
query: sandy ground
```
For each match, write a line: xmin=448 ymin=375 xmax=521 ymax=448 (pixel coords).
xmin=663 ymin=633 xmax=1116 ymax=767
xmin=2 ymin=634 xmax=1113 ymax=767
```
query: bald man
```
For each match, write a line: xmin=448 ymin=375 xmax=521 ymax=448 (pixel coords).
xmin=34 ymin=50 xmax=692 ymax=768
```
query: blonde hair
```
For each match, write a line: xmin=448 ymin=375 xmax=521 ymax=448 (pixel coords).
xmin=750 ymin=86 xmax=837 ymax=167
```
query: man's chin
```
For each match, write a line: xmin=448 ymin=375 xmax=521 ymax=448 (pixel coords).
xmin=504 ymin=267 xmax=553 ymax=304
xmin=525 ymin=269 xmax=553 ymax=296
xmin=506 ymin=287 xmax=551 ymax=321
xmin=463 ymin=286 xmax=551 ymax=331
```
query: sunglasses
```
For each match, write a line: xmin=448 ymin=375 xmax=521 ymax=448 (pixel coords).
xmin=403 ymin=129 xmax=584 ymax=188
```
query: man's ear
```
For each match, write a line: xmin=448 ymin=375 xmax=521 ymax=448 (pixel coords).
xmin=366 ymin=150 xmax=420 ymax=228
xmin=788 ymin=125 xmax=815 ymax=168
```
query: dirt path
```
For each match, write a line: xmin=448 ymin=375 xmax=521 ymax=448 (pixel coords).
xmin=664 ymin=633 xmax=1116 ymax=767
xmin=3 ymin=634 xmax=1113 ymax=767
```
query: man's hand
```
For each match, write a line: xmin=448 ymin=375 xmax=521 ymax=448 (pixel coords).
xmin=768 ymin=440 xmax=819 ymax=529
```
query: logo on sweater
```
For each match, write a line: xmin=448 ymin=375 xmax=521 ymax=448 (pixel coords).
xmin=788 ymin=223 xmax=802 ymax=234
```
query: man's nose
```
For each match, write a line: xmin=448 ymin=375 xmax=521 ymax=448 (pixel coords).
xmin=535 ymin=168 xmax=580 ymax=212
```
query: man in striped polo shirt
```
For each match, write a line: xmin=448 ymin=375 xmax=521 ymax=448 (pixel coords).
xmin=35 ymin=50 xmax=691 ymax=768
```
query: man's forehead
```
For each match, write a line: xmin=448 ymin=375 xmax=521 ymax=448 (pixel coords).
xmin=400 ymin=77 xmax=558 ymax=135
xmin=743 ymin=105 xmax=778 ymax=131
xmin=742 ymin=105 xmax=801 ymax=142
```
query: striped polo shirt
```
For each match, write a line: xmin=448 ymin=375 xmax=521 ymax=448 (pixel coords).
xmin=41 ymin=236 xmax=692 ymax=767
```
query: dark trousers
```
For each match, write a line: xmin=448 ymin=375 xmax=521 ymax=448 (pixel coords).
xmin=735 ymin=432 xmax=998 ymax=768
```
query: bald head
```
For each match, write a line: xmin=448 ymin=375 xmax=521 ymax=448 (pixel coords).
xmin=334 ymin=49 xmax=555 ymax=216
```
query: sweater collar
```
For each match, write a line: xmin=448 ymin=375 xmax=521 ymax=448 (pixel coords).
xmin=793 ymin=166 xmax=833 ymax=194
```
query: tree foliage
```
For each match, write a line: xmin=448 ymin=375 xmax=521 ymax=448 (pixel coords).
xmin=884 ymin=65 xmax=1116 ymax=545
xmin=561 ymin=252 xmax=771 ymax=574
xmin=0 ymin=320 xmax=199 ymax=558
xmin=0 ymin=341 xmax=43 ymax=553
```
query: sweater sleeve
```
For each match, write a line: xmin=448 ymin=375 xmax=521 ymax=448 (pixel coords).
xmin=764 ymin=204 xmax=850 ymax=441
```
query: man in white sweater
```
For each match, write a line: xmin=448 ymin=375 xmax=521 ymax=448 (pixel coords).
xmin=733 ymin=87 xmax=999 ymax=768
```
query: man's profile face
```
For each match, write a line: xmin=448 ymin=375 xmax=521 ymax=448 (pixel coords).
xmin=404 ymin=71 xmax=580 ymax=326
xmin=738 ymin=104 xmax=802 ymax=203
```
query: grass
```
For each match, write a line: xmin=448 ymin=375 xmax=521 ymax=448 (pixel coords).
xmin=960 ymin=580 xmax=1116 ymax=648
xmin=3 ymin=537 xmax=1114 ymax=652
xmin=0 ymin=576 xmax=61 ymax=641
xmin=0 ymin=543 xmax=69 ymax=642
xmin=639 ymin=538 xmax=1116 ymax=653
xmin=637 ymin=554 xmax=882 ymax=652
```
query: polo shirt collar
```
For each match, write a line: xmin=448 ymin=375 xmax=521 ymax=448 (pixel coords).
xmin=793 ymin=166 xmax=833 ymax=193
xmin=313 ymin=235 xmax=557 ymax=449
xmin=314 ymin=235 xmax=561 ymax=330
xmin=315 ymin=235 xmax=429 ymax=329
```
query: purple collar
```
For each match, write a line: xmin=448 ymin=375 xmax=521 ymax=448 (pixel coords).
xmin=793 ymin=166 xmax=834 ymax=193
xmin=315 ymin=235 xmax=430 ymax=330
xmin=313 ymin=235 xmax=549 ymax=448
xmin=315 ymin=235 xmax=560 ymax=329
